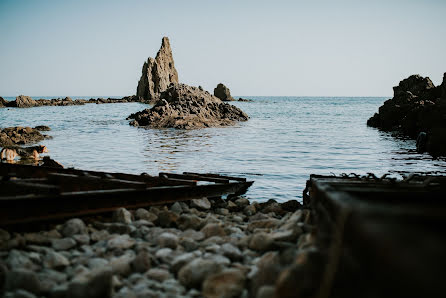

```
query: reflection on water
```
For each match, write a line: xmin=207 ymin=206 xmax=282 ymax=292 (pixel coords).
xmin=1 ymin=97 xmax=446 ymax=202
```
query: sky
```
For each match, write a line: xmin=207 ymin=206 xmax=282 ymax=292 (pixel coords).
xmin=0 ymin=0 xmax=445 ymax=97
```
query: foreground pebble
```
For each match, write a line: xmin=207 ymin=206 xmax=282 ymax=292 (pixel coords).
xmin=0 ymin=197 xmax=313 ymax=297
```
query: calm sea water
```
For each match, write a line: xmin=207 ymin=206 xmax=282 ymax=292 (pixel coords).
xmin=2 ymin=96 xmax=446 ymax=202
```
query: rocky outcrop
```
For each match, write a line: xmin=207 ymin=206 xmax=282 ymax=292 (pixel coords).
xmin=136 ymin=37 xmax=179 ymax=103
xmin=367 ymin=73 xmax=446 ymax=156
xmin=1 ymin=96 xmax=143 ymax=108
xmin=128 ymin=83 xmax=249 ymax=129
xmin=0 ymin=126 xmax=52 ymax=147
xmin=0 ymin=97 xmax=7 ymax=107
xmin=214 ymin=83 xmax=234 ymax=101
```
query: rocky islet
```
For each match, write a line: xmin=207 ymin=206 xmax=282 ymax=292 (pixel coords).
xmin=127 ymin=83 xmax=249 ymax=129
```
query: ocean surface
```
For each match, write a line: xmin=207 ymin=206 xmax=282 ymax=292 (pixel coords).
xmin=2 ymin=96 xmax=446 ymax=202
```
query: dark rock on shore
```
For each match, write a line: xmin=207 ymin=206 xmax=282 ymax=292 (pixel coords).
xmin=136 ymin=37 xmax=179 ymax=103
xmin=0 ymin=126 xmax=52 ymax=147
xmin=214 ymin=83 xmax=234 ymax=101
xmin=367 ymin=73 xmax=446 ymax=156
xmin=128 ymin=83 xmax=249 ymax=129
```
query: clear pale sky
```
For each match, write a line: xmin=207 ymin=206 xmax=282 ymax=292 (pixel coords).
xmin=0 ymin=0 xmax=445 ymax=97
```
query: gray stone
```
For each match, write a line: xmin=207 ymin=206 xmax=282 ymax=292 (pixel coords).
xmin=155 ymin=248 xmax=174 ymax=264
xmin=5 ymin=289 xmax=37 ymax=298
xmin=43 ymin=251 xmax=70 ymax=269
xmin=110 ymin=253 xmax=135 ymax=277
xmin=248 ymin=233 xmax=274 ymax=252
xmin=36 ymin=269 xmax=67 ymax=293
xmin=107 ymin=234 xmax=135 ymax=250
xmin=68 ymin=268 xmax=112 ymax=298
xmin=171 ymin=252 xmax=197 ymax=274
xmin=131 ymin=250 xmax=152 ymax=273
xmin=190 ymin=198 xmax=211 ymax=210
xmin=72 ymin=234 xmax=90 ymax=245
xmin=135 ymin=208 xmax=158 ymax=222
xmin=113 ymin=208 xmax=133 ymax=224
xmin=87 ymin=258 xmax=109 ymax=269
xmin=221 ymin=243 xmax=243 ymax=261
xmin=178 ymin=258 xmax=223 ymax=289
xmin=51 ymin=238 xmax=77 ymax=250
xmin=61 ymin=218 xmax=87 ymax=237
xmin=177 ymin=214 xmax=203 ymax=231
xmin=181 ymin=229 xmax=205 ymax=241
xmin=170 ymin=202 xmax=183 ymax=214
xmin=157 ymin=211 xmax=179 ymax=228
xmin=244 ymin=204 xmax=257 ymax=216
xmin=235 ymin=198 xmax=250 ymax=208
xmin=201 ymin=223 xmax=226 ymax=238
xmin=202 ymin=269 xmax=246 ymax=298
xmin=90 ymin=230 xmax=109 ymax=242
xmin=6 ymin=250 xmax=36 ymax=271
xmin=146 ymin=268 xmax=171 ymax=282
xmin=157 ymin=232 xmax=179 ymax=249
xmin=5 ymin=269 xmax=41 ymax=294
xmin=256 ymin=285 xmax=275 ymax=298
xmin=247 ymin=218 xmax=280 ymax=232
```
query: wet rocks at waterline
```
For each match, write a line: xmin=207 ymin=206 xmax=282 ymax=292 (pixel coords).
xmin=0 ymin=126 xmax=52 ymax=147
xmin=128 ymin=83 xmax=249 ymax=129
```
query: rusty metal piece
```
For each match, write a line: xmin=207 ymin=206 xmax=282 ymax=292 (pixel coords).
xmin=0 ymin=163 xmax=253 ymax=226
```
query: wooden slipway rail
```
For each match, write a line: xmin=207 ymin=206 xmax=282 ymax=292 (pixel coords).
xmin=305 ymin=174 xmax=446 ymax=298
xmin=0 ymin=163 xmax=253 ymax=226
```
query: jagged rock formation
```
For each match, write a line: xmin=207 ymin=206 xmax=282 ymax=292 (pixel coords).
xmin=0 ymin=126 xmax=52 ymax=147
xmin=367 ymin=73 xmax=446 ymax=156
xmin=214 ymin=83 xmax=234 ymax=101
xmin=136 ymin=37 xmax=179 ymax=102
xmin=128 ymin=84 xmax=249 ymax=129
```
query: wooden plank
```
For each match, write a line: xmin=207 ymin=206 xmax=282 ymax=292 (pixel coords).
xmin=183 ymin=172 xmax=247 ymax=182
xmin=0 ymin=181 xmax=253 ymax=225
xmin=159 ymin=172 xmax=230 ymax=183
